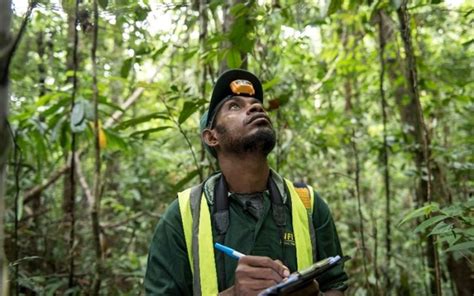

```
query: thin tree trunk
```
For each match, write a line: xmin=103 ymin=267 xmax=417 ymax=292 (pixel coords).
xmin=67 ymin=0 xmax=81 ymax=288
xmin=90 ymin=0 xmax=103 ymax=293
xmin=1 ymin=2 xmax=36 ymax=293
xmin=396 ymin=3 xmax=442 ymax=294
xmin=198 ymin=0 xmax=209 ymax=178
xmin=350 ymin=129 xmax=369 ymax=289
xmin=0 ymin=0 xmax=12 ymax=291
xmin=376 ymin=10 xmax=392 ymax=293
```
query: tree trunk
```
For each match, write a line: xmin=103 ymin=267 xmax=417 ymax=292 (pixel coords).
xmin=65 ymin=0 xmax=81 ymax=288
xmin=396 ymin=4 xmax=442 ymax=294
xmin=219 ymin=0 xmax=248 ymax=73
xmin=90 ymin=0 xmax=103 ymax=293
xmin=375 ymin=10 xmax=393 ymax=293
xmin=0 ymin=1 xmax=13 ymax=294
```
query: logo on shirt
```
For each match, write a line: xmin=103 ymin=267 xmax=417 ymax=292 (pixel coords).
xmin=282 ymin=232 xmax=295 ymax=246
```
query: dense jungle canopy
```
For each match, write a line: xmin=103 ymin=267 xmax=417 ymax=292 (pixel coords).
xmin=0 ymin=0 xmax=473 ymax=294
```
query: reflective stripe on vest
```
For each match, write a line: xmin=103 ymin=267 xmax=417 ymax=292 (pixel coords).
xmin=177 ymin=179 xmax=315 ymax=295
xmin=178 ymin=188 xmax=219 ymax=295
xmin=284 ymin=179 xmax=314 ymax=270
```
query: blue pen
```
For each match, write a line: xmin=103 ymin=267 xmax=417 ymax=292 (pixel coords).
xmin=214 ymin=243 xmax=246 ymax=260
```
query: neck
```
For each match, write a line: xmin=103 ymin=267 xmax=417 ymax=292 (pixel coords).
xmin=218 ymin=153 xmax=270 ymax=193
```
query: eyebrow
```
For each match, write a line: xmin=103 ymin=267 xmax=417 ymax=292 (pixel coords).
xmin=226 ymin=96 xmax=261 ymax=106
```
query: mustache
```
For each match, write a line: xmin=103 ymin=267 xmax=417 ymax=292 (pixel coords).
xmin=245 ymin=113 xmax=272 ymax=125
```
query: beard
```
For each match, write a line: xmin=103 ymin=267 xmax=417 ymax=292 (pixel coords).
xmin=215 ymin=125 xmax=276 ymax=156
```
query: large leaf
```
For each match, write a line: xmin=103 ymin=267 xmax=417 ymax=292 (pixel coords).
xmin=98 ymin=0 xmax=108 ymax=9
xmin=428 ymin=221 xmax=453 ymax=236
xmin=263 ymin=77 xmax=281 ymax=91
xmin=414 ymin=215 xmax=447 ymax=233
xmin=70 ymin=100 xmax=87 ymax=133
xmin=102 ymin=128 xmax=128 ymax=150
xmin=446 ymin=241 xmax=474 ymax=252
xmin=321 ymin=0 xmax=342 ymax=17
xmin=152 ymin=45 xmax=168 ymax=60
xmin=226 ymin=48 xmax=242 ymax=68
xmin=178 ymin=102 xmax=200 ymax=124
xmin=391 ymin=0 xmax=402 ymax=10
xmin=130 ymin=126 xmax=172 ymax=138
xmin=173 ymin=169 xmax=199 ymax=192
xmin=398 ymin=203 xmax=440 ymax=226
xmin=115 ymin=112 xmax=168 ymax=130
xmin=120 ymin=58 xmax=133 ymax=78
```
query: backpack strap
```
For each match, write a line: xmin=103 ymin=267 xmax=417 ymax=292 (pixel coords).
xmin=293 ymin=182 xmax=317 ymax=263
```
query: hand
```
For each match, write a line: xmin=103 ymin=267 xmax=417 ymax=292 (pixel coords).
xmin=233 ymin=255 xmax=290 ymax=296
xmin=286 ymin=279 xmax=321 ymax=296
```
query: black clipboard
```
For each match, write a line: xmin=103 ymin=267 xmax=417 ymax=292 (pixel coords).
xmin=258 ymin=255 xmax=351 ymax=296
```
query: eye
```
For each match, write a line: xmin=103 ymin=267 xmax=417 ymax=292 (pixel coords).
xmin=229 ymin=102 xmax=241 ymax=110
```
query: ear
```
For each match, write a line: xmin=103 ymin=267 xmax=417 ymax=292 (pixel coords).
xmin=202 ymin=128 xmax=219 ymax=148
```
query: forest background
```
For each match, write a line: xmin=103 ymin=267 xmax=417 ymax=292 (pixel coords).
xmin=0 ymin=0 xmax=472 ymax=295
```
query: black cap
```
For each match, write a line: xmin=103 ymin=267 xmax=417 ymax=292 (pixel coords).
xmin=204 ymin=69 xmax=263 ymax=128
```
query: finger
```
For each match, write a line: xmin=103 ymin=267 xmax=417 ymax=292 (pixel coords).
xmin=313 ymin=279 xmax=320 ymax=291
xmin=241 ymin=256 xmax=289 ymax=277
xmin=239 ymin=278 xmax=279 ymax=291
xmin=237 ymin=264 xmax=283 ymax=283
xmin=274 ymin=259 xmax=290 ymax=278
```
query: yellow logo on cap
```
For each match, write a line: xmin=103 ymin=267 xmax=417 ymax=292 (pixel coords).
xmin=230 ymin=80 xmax=255 ymax=96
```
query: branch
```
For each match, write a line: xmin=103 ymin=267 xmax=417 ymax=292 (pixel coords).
xmin=74 ymin=154 xmax=93 ymax=207
xmin=23 ymin=161 xmax=71 ymax=204
xmin=100 ymin=212 xmax=145 ymax=229
xmin=104 ymin=69 xmax=160 ymax=128
xmin=0 ymin=1 xmax=37 ymax=84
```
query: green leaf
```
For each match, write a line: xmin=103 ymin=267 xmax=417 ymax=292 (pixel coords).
xmin=52 ymin=117 xmax=66 ymax=143
xmin=226 ymin=48 xmax=242 ymax=68
xmin=414 ymin=215 xmax=447 ymax=233
xmin=102 ymin=128 xmax=128 ymax=150
xmin=398 ymin=202 xmax=440 ymax=225
xmin=70 ymin=100 xmax=87 ymax=133
xmin=130 ymin=126 xmax=172 ymax=138
xmin=17 ymin=194 xmax=24 ymax=221
xmin=321 ymin=0 xmax=342 ymax=17
xmin=98 ymin=96 xmax=125 ymax=112
xmin=263 ymin=77 xmax=281 ymax=91
xmin=446 ymin=241 xmax=474 ymax=252
xmin=391 ymin=0 xmax=402 ymax=10
xmin=120 ymin=58 xmax=133 ymax=78
xmin=115 ymin=112 xmax=168 ymax=130
xmin=36 ymin=92 xmax=64 ymax=107
xmin=230 ymin=3 xmax=247 ymax=17
xmin=173 ymin=169 xmax=199 ymax=192
xmin=428 ymin=221 xmax=453 ymax=236
xmin=183 ymin=49 xmax=198 ymax=61
xmin=178 ymin=102 xmax=200 ymax=124
xmin=152 ymin=45 xmax=168 ymax=60
xmin=98 ymin=0 xmax=108 ymax=9
xmin=41 ymin=96 xmax=69 ymax=118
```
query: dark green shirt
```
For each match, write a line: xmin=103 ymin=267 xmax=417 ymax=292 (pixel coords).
xmin=145 ymin=171 xmax=348 ymax=295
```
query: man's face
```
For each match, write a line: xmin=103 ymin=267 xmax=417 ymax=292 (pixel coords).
xmin=211 ymin=96 xmax=276 ymax=156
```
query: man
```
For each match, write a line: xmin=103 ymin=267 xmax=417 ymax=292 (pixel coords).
xmin=145 ymin=69 xmax=348 ymax=295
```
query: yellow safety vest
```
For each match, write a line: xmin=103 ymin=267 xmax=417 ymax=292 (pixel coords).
xmin=178 ymin=179 xmax=315 ymax=295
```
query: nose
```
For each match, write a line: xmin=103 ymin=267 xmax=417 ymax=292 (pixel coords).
xmin=247 ymin=102 xmax=264 ymax=114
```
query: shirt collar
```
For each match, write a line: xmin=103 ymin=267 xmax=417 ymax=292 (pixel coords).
xmin=202 ymin=168 xmax=288 ymax=205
